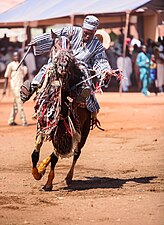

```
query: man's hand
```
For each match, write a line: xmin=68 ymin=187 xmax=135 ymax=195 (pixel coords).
xmin=20 ymin=80 xmax=36 ymax=103
xmin=28 ymin=40 xmax=36 ymax=46
xmin=102 ymin=69 xmax=124 ymax=81
xmin=0 ymin=89 xmax=6 ymax=102
xmin=111 ymin=69 xmax=124 ymax=81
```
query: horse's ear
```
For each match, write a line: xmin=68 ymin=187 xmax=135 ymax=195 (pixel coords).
xmin=51 ymin=29 xmax=58 ymax=40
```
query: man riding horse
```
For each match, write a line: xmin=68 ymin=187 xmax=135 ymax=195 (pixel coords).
xmin=21 ymin=15 xmax=120 ymax=120
xmin=19 ymin=15 xmax=123 ymax=191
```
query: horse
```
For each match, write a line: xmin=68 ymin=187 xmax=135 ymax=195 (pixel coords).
xmin=31 ymin=33 xmax=93 ymax=191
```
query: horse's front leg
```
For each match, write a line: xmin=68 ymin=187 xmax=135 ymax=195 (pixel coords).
xmin=43 ymin=152 xmax=58 ymax=191
xmin=65 ymin=109 xmax=91 ymax=185
xmin=31 ymin=133 xmax=44 ymax=180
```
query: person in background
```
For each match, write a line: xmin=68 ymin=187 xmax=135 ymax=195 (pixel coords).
xmin=116 ymin=48 xmax=132 ymax=92
xmin=136 ymin=45 xmax=150 ymax=96
xmin=0 ymin=34 xmax=9 ymax=52
xmin=105 ymin=46 xmax=117 ymax=70
xmin=2 ymin=51 xmax=28 ymax=126
xmin=5 ymin=46 xmax=14 ymax=65
xmin=129 ymin=35 xmax=141 ymax=49
xmin=109 ymin=28 xmax=117 ymax=43
xmin=131 ymin=44 xmax=140 ymax=90
xmin=155 ymin=37 xmax=164 ymax=93
xmin=118 ymin=28 xmax=124 ymax=52
xmin=0 ymin=49 xmax=6 ymax=75
xmin=157 ymin=36 xmax=164 ymax=60
xmin=146 ymin=38 xmax=155 ymax=56
xmin=149 ymin=54 xmax=158 ymax=95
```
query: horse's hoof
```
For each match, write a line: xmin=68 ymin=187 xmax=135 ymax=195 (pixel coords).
xmin=32 ymin=168 xmax=42 ymax=180
xmin=65 ymin=177 xmax=72 ymax=186
xmin=42 ymin=185 xmax=53 ymax=191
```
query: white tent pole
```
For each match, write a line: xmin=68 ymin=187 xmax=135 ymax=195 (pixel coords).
xmin=119 ymin=10 xmax=131 ymax=96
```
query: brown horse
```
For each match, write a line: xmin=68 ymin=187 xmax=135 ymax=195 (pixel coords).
xmin=31 ymin=34 xmax=92 ymax=191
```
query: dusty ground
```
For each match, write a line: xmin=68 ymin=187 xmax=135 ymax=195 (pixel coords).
xmin=0 ymin=91 xmax=164 ymax=225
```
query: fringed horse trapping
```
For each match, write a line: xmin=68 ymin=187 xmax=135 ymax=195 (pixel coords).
xmin=31 ymin=34 xmax=92 ymax=191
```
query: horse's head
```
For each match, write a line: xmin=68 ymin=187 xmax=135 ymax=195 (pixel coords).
xmin=49 ymin=29 xmax=82 ymax=103
xmin=50 ymin=30 xmax=74 ymax=79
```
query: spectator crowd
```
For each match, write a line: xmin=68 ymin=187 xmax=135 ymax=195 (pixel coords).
xmin=0 ymin=33 xmax=49 ymax=82
xmin=0 ymin=29 xmax=164 ymax=96
xmin=106 ymin=29 xmax=164 ymax=96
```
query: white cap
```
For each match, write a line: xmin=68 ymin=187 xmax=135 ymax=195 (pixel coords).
xmin=82 ymin=15 xmax=99 ymax=30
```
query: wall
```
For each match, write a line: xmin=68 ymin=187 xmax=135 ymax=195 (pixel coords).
xmin=144 ymin=14 xmax=157 ymax=41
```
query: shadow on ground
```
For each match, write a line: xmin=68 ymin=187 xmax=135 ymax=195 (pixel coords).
xmin=62 ymin=176 xmax=157 ymax=191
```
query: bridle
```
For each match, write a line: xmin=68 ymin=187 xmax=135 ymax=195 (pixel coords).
xmin=50 ymin=36 xmax=74 ymax=88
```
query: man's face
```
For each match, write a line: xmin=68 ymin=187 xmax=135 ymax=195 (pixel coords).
xmin=82 ymin=29 xmax=96 ymax=43
xmin=13 ymin=52 xmax=20 ymax=61
xmin=142 ymin=47 xmax=146 ymax=53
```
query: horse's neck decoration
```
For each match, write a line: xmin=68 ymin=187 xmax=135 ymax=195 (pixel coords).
xmin=31 ymin=32 xmax=91 ymax=191
xmin=34 ymin=35 xmax=81 ymax=157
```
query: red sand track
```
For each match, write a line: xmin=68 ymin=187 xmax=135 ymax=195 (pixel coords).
xmin=0 ymin=92 xmax=164 ymax=225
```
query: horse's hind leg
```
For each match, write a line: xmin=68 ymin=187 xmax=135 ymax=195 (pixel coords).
xmin=43 ymin=152 xmax=58 ymax=191
xmin=31 ymin=134 xmax=44 ymax=180
xmin=65 ymin=149 xmax=81 ymax=185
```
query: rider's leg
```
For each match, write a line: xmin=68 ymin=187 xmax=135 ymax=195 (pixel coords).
xmin=75 ymin=68 xmax=92 ymax=102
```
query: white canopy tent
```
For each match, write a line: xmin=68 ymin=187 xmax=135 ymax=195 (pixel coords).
xmin=0 ymin=0 xmax=154 ymax=94
xmin=0 ymin=0 xmax=151 ymax=28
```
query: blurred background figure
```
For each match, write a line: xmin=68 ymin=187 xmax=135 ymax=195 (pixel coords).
xmin=136 ymin=45 xmax=150 ymax=96
xmin=131 ymin=44 xmax=140 ymax=90
xmin=109 ymin=28 xmax=117 ymax=44
xmin=2 ymin=51 xmax=28 ymax=126
xmin=155 ymin=37 xmax=164 ymax=93
xmin=149 ymin=54 xmax=158 ymax=95
xmin=96 ymin=29 xmax=117 ymax=69
xmin=146 ymin=38 xmax=155 ymax=55
xmin=157 ymin=36 xmax=164 ymax=60
xmin=129 ymin=35 xmax=141 ymax=49
xmin=0 ymin=34 xmax=9 ymax=52
xmin=116 ymin=48 xmax=132 ymax=92
xmin=105 ymin=47 xmax=117 ymax=70
xmin=118 ymin=28 xmax=124 ymax=53
xmin=0 ymin=48 xmax=6 ymax=75
xmin=5 ymin=46 xmax=14 ymax=65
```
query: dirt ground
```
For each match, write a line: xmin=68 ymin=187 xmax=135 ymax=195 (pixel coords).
xmin=0 ymin=91 xmax=164 ymax=225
